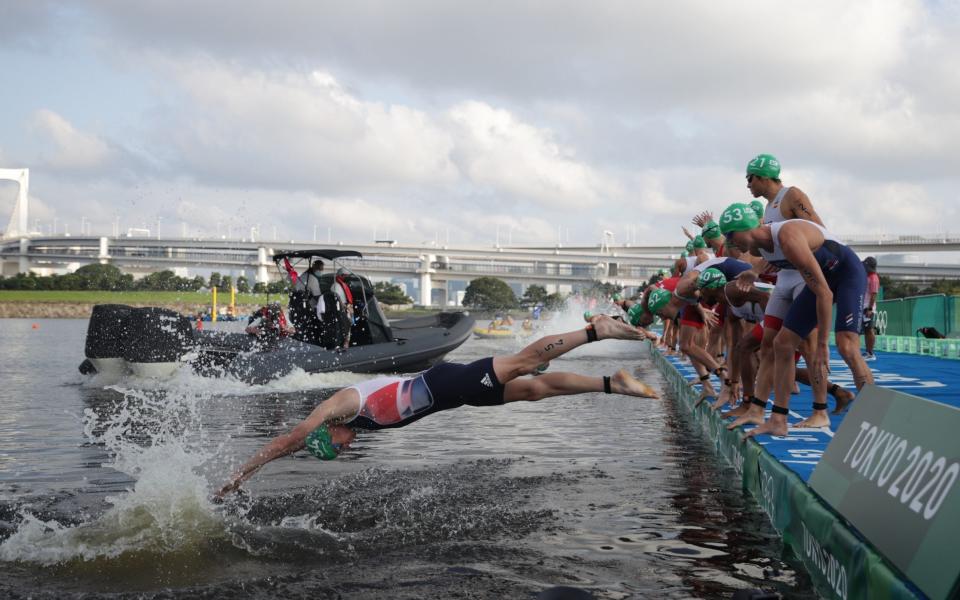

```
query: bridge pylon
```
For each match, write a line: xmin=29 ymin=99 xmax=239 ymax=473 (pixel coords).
xmin=0 ymin=168 xmax=29 ymax=240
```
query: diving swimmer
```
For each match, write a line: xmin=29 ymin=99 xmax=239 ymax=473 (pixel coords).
xmin=215 ymin=316 xmax=658 ymax=498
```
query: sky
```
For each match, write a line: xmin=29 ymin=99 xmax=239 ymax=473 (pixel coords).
xmin=1 ymin=1 xmax=958 ymax=247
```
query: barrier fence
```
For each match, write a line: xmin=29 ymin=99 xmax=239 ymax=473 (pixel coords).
xmin=874 ymin=294 xmax=960 ymax=338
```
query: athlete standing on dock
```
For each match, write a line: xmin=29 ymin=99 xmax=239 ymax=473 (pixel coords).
xmin=719 ymin=203 xmax=874 ymax=438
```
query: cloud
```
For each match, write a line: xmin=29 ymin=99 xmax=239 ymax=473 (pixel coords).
xmin=30 ymin=109 xmax=114 ymax=170
xmin=446 ymin=101 xmax=620 ymax=207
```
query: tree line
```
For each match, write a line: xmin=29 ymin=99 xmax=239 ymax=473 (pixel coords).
xmin=0 ymin=264 xmax=289 ymax=293
xmin=461 ymin=276 xmax=621 ymax=311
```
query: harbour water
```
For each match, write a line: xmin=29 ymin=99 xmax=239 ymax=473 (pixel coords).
xmin=0 ymin=316 xmax=815 ymax=598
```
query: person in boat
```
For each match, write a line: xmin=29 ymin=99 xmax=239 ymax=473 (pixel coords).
xmin=245 ymin=302 xmax=295 ymax=343
xmin=214 ymin=316 xmax=658 ymax=499
xmin=286 ymin=259 xmax=352 ymax=350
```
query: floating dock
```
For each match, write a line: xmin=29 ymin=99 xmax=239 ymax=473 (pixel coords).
xmin=650 ymin=344 xmax=960 ymax=600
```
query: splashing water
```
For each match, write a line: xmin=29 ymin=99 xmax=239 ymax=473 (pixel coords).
xmin=0 ymin=384 xmax=224 ymax=565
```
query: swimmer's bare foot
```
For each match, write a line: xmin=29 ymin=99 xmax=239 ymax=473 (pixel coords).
xmin=792 ymin=381 xmax=800 ymax=395
xmin=592 ymin=316 xmax=644 ymax=341
xmin=794 ymin=410 xmax=831 ymax=429
xmin=743 ymin=416 xmax=789 ymax=440
xmin=711 ymin=394 xmax=732 ymax=411
xmin=830 ymin=386 xmax=855 ymax=415
xmin=612 ymin=368 xmax=658 ymax=398
xmin=727 ymin=406 xmax=766 ymax=430
xmin=721 ymin=402 xmax=750 ymax=419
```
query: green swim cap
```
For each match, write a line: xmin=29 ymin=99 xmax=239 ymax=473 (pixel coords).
xmin=702 ymin=220 xmax=721 ymax=240
xmin=583 ymin=310 xmax=593 ymax=321
xmin=305 ymin=424 xmax=339 ymax=460
xmin=746 ymin=154 xmax=781 ymax=179
xmin=659 ymin=267 xmax=672 ymax=276
xmin=749 ymin=200 xmax=765 ymax=220
xmin=611 ymin=293 xmax=622 ymax=301
xmin=697 ymin=268 xmax=727 ymax=290
xmin=680 ymin=250 xmax=689 ymax=258
xmin=693 ymin=235 xmax=707 ymax=249
xmin=626 ymin=303 xmax=645 ymax=326
xmin=719 ymin=202 xmax=760 ymax=235
xmin=685 ymin=240 xmax=694 ymax=253
xmin=646 ymin=288 xmax=673 ymax=315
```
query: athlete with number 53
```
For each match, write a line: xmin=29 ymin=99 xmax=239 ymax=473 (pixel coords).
xmin=719 ymin=202 xmax=874 ymax=438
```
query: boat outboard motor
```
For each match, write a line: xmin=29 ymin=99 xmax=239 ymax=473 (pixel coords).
xmin=82 ymin=304 xmax=135 ymax=377
xmin=122 ymin=307 xmax=194 ymax=378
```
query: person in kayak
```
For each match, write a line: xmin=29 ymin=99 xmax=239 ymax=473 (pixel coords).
xmin=214 ymin=316 xmax=658 ymax=498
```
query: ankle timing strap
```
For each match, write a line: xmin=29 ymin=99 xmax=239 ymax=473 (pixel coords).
xmin=585 ymin=324 xmax=598 ymax=343
xmin=750 ymin=396 xmax=767 ymax=408
xmin=828 ymin=383 xmax=839 ymax=395
xmin=771 ymin=405 xmax=790 ymax=415
xmin=812 ymin=402 xmax=829 ymax=411
xmin=603 ymin=375 xmax=612 ymax=394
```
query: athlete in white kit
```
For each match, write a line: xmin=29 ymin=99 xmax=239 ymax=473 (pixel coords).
xmin=215 ymin=316 xmax=658 ymax=498
xmin=720 ymin=203 xmax=874 ymax=438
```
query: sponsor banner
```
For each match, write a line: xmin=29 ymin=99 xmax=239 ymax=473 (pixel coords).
xmin=810 ymin=385 xmax=960 ymax=600
xmin=649 ymin=347 xmax=921 ymax=600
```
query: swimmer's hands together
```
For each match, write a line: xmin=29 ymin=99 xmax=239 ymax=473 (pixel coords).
xmin=734 ymin=270 xmax=758 ymax=294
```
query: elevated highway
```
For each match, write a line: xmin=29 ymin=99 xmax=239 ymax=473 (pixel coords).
xmin=2 ymin=234 xmax=957 ymax=305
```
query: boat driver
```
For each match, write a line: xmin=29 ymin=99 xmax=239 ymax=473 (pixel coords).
xmin=214 ymin=316 xmax=659 ymax=499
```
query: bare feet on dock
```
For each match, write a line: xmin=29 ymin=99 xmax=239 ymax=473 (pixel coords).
xmin=742 ymin=417 xmax=789 ymax=440
xmin=831 ymin=387 xmax=855 ymax=415
xmin=794 ymin=410 xmax=831 ymax=429
xmin=727 ymin=406 xmax=766 ymax=430
xmin=592 ymin=316 xmax=644 ymax=341
xmin=612 ymin=369 xmax=659 ymax=398
xmin=721 ymin=402 xmax=750 ymax=419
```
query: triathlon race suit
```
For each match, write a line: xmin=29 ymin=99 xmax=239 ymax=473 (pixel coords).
xmin=726 ymin=282 xmax=773 ymax=324
xmin=760 ymin=220 xmax=866 ymax=338
xmin=759 ymin=186 xmax=802 ymax=328
xmin=693 ymin=257 xmax=752 ymax=280
xmin=346 ymin=358 xmax=506 ymax=430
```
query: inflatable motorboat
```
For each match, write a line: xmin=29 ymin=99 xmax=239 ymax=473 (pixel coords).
xmin=78 ymin=250 xmax=475 ymax=384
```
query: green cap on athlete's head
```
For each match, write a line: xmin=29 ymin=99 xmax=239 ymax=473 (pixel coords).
xmin=697 ymin=268 xmax=727 ymax=290
xmin=680 ymin=250 xmax=688 ymax=258
xmin=685 ymin=240 xmax=694 ymax=253
xmin=693 ymin=235 xmax=707 ymax=249
xmin=583 ymin=310 xmax=593 ymax=321
xmin=626 ymin=303 xmax=646 ymax=326
xmin=611 ymin=293 xmax=622 ymax=302
xmin=646 ymin=288 xmax=673 ymax=315
xmin=749 ymin=200 xmax=765 ymax=220
xmin=746 ymin=154 xmax=781 ymax=179
xmin=719 ymin=202 xmax=761 ymax=235
xmin=305 ymin=424 xmax=339 ymax=460
xmin=659 ymin=267 xmax=672 ymax=276
xmin=702 ymin=220 xmax=721 ymax=240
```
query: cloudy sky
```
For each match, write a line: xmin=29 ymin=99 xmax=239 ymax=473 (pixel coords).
xmin=1 ymin=1 xmax=958 ymax=246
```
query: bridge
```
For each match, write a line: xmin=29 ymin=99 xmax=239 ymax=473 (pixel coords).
xmin=2 ymin=168 xmax=959 ymax=305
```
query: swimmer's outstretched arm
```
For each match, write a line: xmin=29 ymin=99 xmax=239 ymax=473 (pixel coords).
xmin=214 ymin=388 xmax=361 ymax=499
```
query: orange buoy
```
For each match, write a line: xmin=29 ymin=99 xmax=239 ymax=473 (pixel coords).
xmin=31 ymin=323 xmax=39 ymax=329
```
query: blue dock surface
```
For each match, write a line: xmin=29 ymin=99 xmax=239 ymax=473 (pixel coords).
xmin=652 ymin=345 xmax=960 ymax=600
xmin=665 ymin=349 xmax=957 ymax=482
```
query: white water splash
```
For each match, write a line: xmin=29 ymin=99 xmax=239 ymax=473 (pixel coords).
xmin=0 ymin=385 xmax=223 ymax=564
